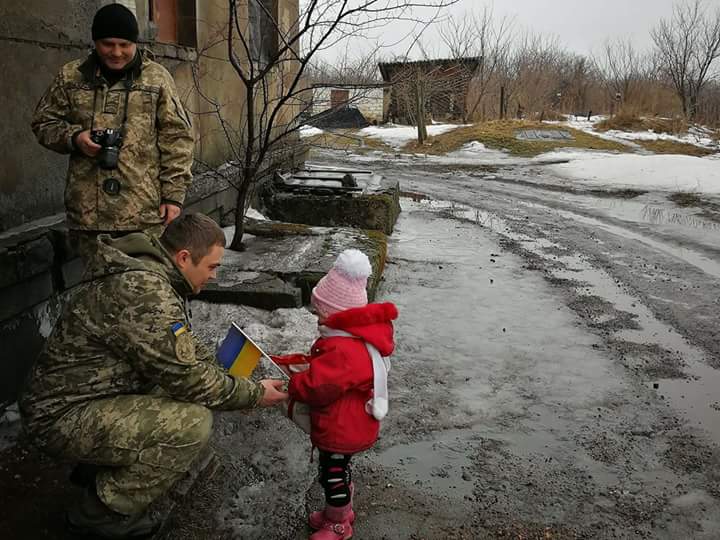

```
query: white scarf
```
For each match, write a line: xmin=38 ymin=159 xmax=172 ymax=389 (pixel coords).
xmin=319 ymin=325 xmax=390 ymax=420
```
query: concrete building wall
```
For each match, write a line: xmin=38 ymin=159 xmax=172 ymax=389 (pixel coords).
xmin=0 ymin=0 xmax=303 ymax=406
xmin=0 ymin=0 xmax=302 ymax=233
xmin=175 ymin=0 xmax=303 ymax=168
xmin=312 ymin=87 xmax=384 ymax=122
xmin=0 ymin=0 xmax=103 ymax=232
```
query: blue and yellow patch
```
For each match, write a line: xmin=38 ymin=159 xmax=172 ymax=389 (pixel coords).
xmin=171 ymin=322 xmax=188 ymax=337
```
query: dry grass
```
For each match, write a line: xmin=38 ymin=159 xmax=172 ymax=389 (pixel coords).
xmin=595 ymin=113 xmax=688 ymax=135
xmin=636 ymin=139 xmax=715 ymax=157
xmin=402 ymin=120 xmax=630 ymax=157
xmin=668 ymin=192 xmax=704 ymax=207
xmin=668 ymin=192 xmax=720 ymax=224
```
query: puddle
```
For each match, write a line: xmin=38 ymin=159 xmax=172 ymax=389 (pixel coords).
xmin=404 ymin=196 xmax=720 ymax=447
xmin=423 ymin=199 xmax=513 ymax=233
xmin=509 ymin=224 xmax=720 ymax=446
xmin=646 ymin=362 xmax=720 ymax=440
xmin=376 ymin=430 xmax=476 ymax=500
xmin=551 ymin=208 xmax=720 ymax=279
xmin=514 ymin=194 xmax=720 ymax=253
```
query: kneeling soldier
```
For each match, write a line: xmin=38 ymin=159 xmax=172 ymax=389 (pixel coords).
xmin=20 ymin=213 xmax=287 ymax=539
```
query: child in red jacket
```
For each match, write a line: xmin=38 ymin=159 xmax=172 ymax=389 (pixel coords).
xmin=274 ymin=249 xmax=398 ymax=540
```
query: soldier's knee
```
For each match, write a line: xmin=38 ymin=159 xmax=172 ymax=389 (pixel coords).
xmin=180 ymin=405 xmax=213 ymax=448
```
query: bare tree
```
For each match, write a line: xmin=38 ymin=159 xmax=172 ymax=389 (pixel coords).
xmin=307 ymin=46 xmax=382 ymax=85
xmin=439 ymin=7 xmax=515 ymax=121
xmin=380 ymin=56 xmax=477 ymax=142
xmin=593 ymin=38 xmax=649 ymax=109
xmin=651 ymin=0 xmax=720 ymax=120
xmin=497 ymin=31 xmax=565 ymax=120
xmin=192 ymin=0 xmax=458 ymax=249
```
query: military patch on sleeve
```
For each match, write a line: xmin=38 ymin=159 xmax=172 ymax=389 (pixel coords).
xmin=174 ymin=332 xmax=195 ymax=363
xmin=171 ymin=322 xmax=188 ymax=337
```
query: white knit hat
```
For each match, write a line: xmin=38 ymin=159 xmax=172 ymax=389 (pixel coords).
xmin=311 ymin=249 xmax=372 ymax=319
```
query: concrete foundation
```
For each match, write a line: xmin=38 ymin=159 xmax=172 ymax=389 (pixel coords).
xmin=198 ymin=218 xmax=388 ymax=307
xmin=261 ymin=169 xmax=401 ymax=235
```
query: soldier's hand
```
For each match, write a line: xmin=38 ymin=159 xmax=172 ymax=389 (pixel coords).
xmin=160 ymin=203 xmax=182 ymax=225
xmin=75 ymin=130 xmax=102 ymax=157
xmin=258 ymin=379 xmax=288 ymax=407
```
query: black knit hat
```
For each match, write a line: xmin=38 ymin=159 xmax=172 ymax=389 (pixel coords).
xmin=92 ymin=4 xmax=139 ymax=43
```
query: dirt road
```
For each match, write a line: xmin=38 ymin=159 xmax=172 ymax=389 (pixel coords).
xmin=5 ymin=150 xmax=719 ymax=539
xmin=302 ymin=151 xmax=720 ymax=539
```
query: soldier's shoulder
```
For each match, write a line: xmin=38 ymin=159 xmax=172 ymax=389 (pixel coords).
xmin=141 ymin=56 xmax=176 ymax=86
xmin=58 ymin=56 xmax=91 ymax=80
xmin=114 ymin=268 xmax=174 ymax=293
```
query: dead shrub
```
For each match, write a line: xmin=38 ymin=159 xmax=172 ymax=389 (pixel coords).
xmin=596 ymin=113 xmax=687 ymax=134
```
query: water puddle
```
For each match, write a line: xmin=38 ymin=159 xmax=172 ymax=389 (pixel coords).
xmin=524 ymin=243 xmax=720 ymax=445
xmin=551 ymin=208 xmax=720 ymax=279
xmin=403 ymin=196 xmax=720 ymax=446
xmin=375 ymin=430 xmax=477 ymax=500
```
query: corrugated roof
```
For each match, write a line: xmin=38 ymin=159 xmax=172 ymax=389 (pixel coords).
xmin=377 ymin=56 xmax=481 ymax=81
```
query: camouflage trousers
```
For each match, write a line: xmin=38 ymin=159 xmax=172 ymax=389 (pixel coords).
xmin=48 ymin=395 xmax=213 ymax=515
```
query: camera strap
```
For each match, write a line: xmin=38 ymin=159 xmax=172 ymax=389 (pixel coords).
xmin=119 ymin=76 xmax=133 ymax=137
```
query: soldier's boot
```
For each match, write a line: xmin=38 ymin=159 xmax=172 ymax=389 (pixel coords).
xmin=69 ymin=463 xmax=100 ymax=487
xmin=66 ymin=486 xmax=160 ymax=539
xmin=308 ymin=502 xmax=354 ymax=540
xmin=309 ymin=483 xmax=355 ymax=529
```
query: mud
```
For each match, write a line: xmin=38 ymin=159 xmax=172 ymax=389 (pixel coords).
xmin=4 ymin=147 xmax=720 ymax=539
xmin=303 ymin=151 xmax=720 ymax=539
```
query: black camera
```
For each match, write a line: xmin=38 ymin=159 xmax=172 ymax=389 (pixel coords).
xmin=90 ymin=128 xmax=123 ymax=170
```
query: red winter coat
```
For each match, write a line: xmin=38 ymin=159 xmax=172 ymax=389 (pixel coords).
xmin=286 ymin=302 xmax=398 ymax=454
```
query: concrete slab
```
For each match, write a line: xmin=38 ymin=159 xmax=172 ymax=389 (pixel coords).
xmin=515 ymin=129 xmax=574 ymax=141
xmin=212 ymin=220 xmax=387 ymax=306
xmin=198 ymin=271 xmax=302 ymax=310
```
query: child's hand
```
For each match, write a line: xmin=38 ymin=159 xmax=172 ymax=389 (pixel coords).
xmin=258 ymin=379 xmax=289 ymax=407
xmin=271 ymin=354 xmax=310 ymax=375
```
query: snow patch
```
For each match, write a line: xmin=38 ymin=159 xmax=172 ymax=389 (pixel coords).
xmin=245 ymin=207 xmax=267 ymax=221
xmin=299 ymin=125 xmax=324 ymax=138
xmin=562 ymin=115 xmax=719 ymax=150
xmin=545 ymin=152 xmax=720 ymax=194
xmin=359 ymin=123 xmax=466 ymax=148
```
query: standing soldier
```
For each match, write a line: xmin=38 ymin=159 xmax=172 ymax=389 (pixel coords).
xmin=20 ymin=213 xmax=288 ymax=539
xmin=31 ymin=4 xmax=194 ymax=257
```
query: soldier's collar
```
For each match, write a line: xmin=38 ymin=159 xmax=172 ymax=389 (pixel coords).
xmin=154 ymin=238 xmax=195 ymax=297
xmin=78 ymin=50 xmax=144 ymax=85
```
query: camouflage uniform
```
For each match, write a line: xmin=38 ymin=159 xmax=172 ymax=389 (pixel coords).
xmin=20 ymin=233 xmax=264 ymax=515
xmin=31 ymin=50 xmax=194 ymax=233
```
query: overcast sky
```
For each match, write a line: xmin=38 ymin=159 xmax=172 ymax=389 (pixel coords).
xmin=319 ymin=0 xmax=681 ymax=61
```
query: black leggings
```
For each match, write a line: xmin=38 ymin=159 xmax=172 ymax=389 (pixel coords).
xmin=318 ymin=451 xmax=353 ymax=507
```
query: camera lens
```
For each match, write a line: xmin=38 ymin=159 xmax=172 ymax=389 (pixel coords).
xmin=98 ymin=147 xmax=120 ymax=170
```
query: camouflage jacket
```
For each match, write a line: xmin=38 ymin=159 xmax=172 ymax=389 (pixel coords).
xmin=20 ymin=233 xmax=264 ymax=435
xmin=31 ymin=51 xmax=194 ymax=231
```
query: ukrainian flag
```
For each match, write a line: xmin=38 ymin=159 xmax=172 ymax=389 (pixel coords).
xmin=217 ymin=323 xmax=264 ymax=378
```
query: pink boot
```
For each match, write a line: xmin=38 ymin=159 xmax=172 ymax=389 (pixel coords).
xmin=308 ymin=503 xmax=353 ymax=540
xmin=309 ymin=484 xmax=354 ymax=530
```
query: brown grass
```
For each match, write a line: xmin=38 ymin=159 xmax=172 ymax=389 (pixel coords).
xmin=401 ymin=120 xmax=630 ymax=157
xmin=668 ymin=192 xmax=720 ymax=224
xmin=668 ymin=192 xmax=703 ymax=207
xmin=595 ymin=113 xmax=688 ymax=135
xmin=636 ymin=139 xmax=715 ymax=157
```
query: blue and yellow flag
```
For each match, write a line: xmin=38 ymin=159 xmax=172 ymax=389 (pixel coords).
xmin=217 ymin=323 xmax=264 ymax=378
xmin=171 ymin=322 xmax=188 ymax=337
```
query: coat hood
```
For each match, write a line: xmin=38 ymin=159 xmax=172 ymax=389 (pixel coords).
xmin=323 ymin=302 xmax=398 ymax=356
xmin=86 ymin=232 xmax=194 ymax=297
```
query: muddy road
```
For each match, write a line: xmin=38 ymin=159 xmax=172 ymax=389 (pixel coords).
xmin=299 ymin=152 xmax=720 ymax=539
xmin=12 ymin=151 xmax=718 ymax=540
